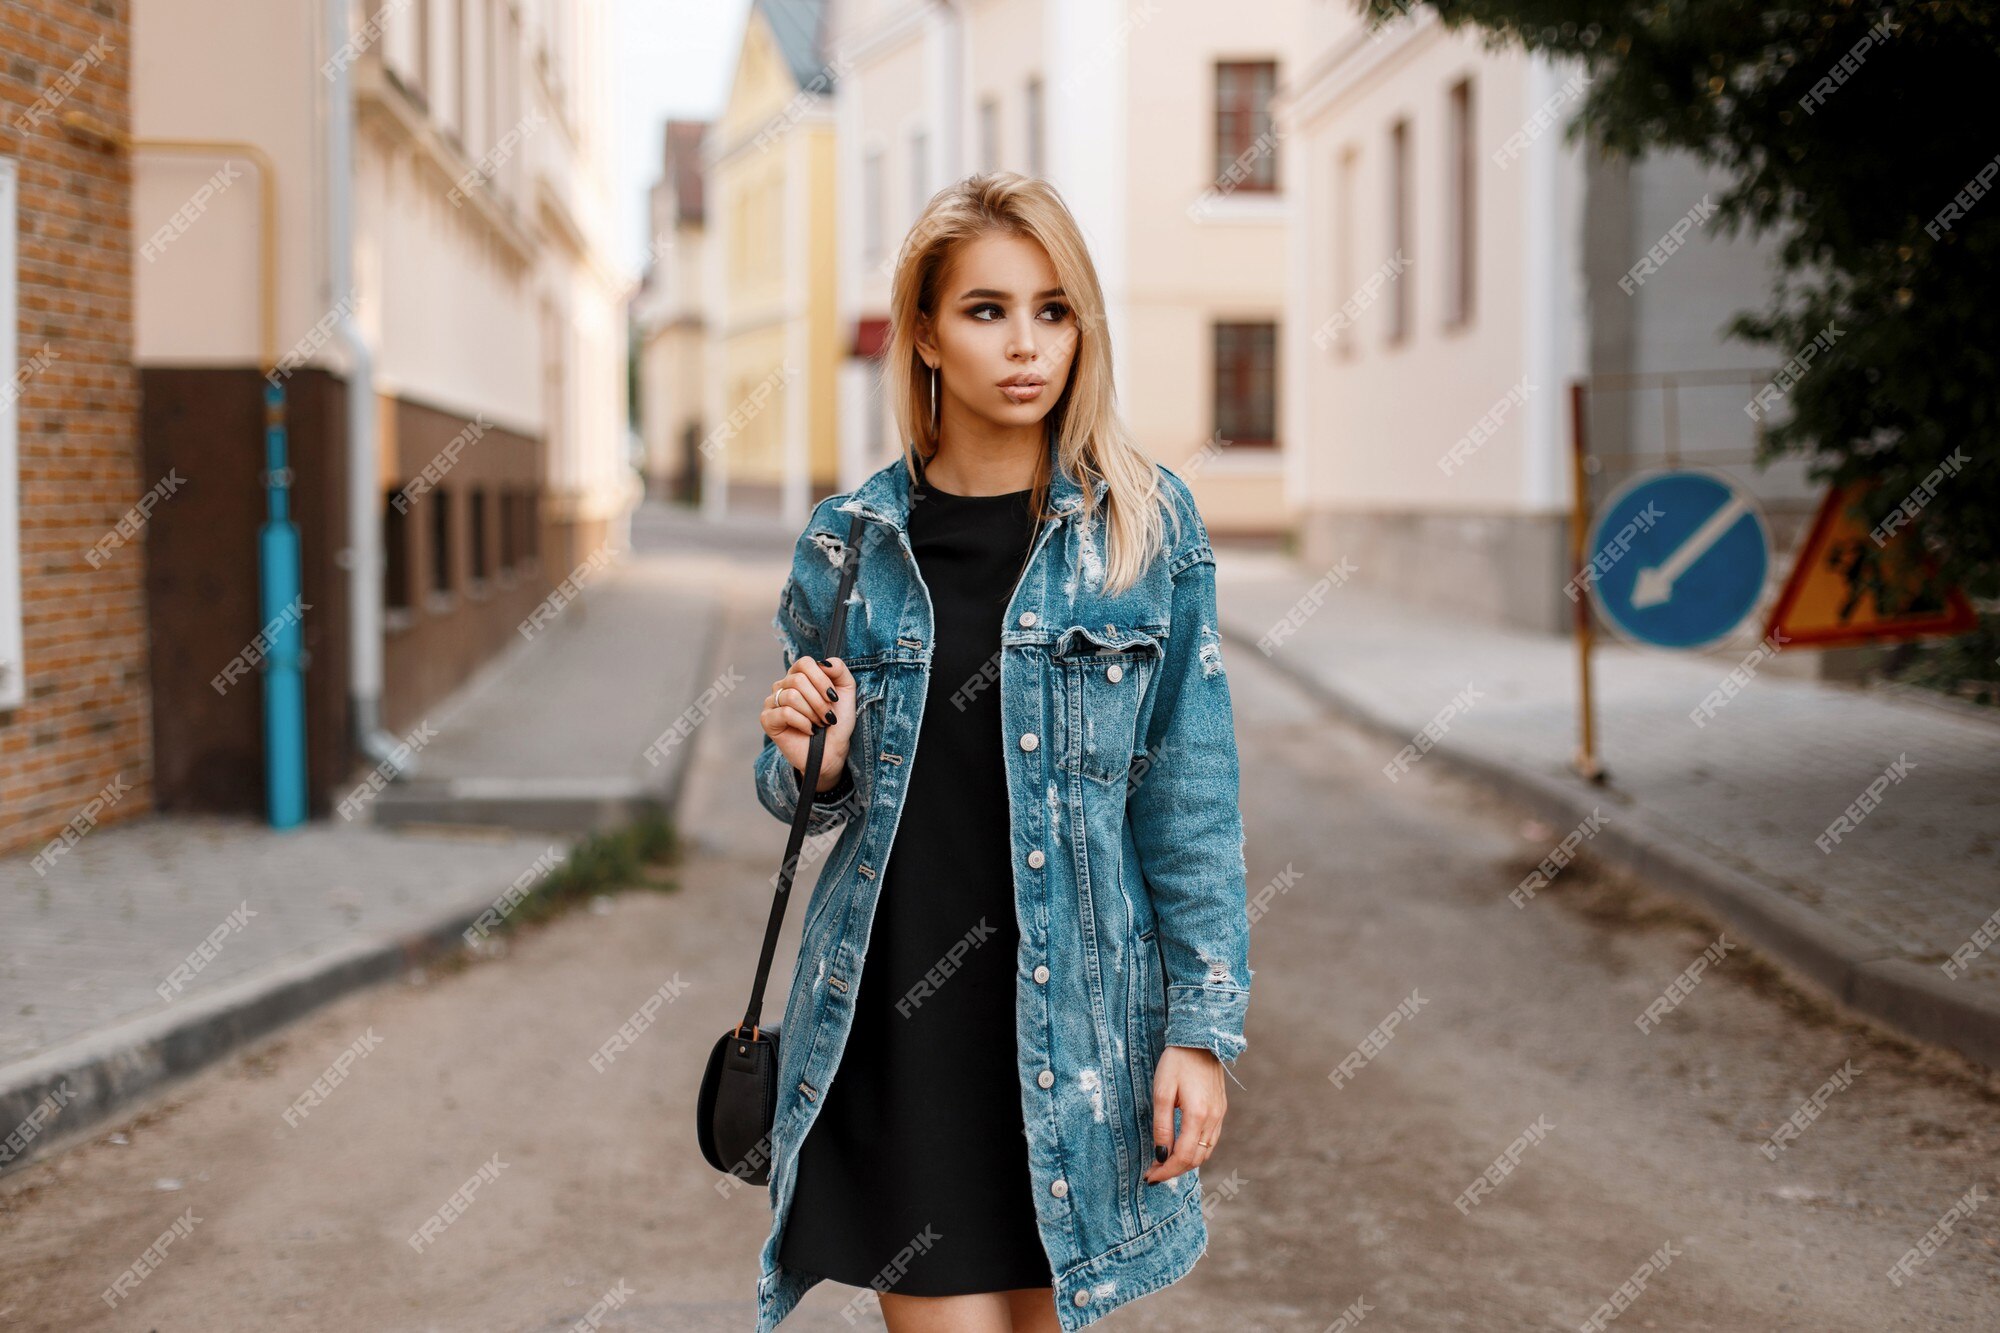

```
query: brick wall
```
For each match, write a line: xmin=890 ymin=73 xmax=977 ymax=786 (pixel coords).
xmin=0 ymin=1 xmax=146 ymax=859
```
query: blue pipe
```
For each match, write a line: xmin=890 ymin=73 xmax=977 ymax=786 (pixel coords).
xmin=260 ymin=378 xmax=307 ymax=827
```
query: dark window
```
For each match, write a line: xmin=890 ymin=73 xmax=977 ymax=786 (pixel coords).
xmin=1387 ymin=117 xmax=1410 ymax=344
xmin=1215 ymin=61 xmax=1279 ymax=192
xmin=498 ymin=484 xmax=517 ymax=571
xmin=384 ymin=492 xmax=412 ymax=612
xmin=430 ymin=485 xmax=452 ymax=595
xmin=1214 ymin=322 xmax=1277 ymax=447
xmin=525 ymin=490 xmax=540 ymax=560
xmin=1447 ymin=79 xmax=1475 ymax=327
xmin=469 ymin=487 xmax=489 ymax=582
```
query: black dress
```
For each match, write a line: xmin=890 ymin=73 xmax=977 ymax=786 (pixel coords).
xmin=778 ymin=472 xmax=1055 ymax=1296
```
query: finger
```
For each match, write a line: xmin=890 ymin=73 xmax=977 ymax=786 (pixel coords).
xmin=822 ymin=656 xmax=855 ymax=691
xmin=762 ymin=699 xmax=814 ymax=739
xmin=791 ymin=656 xmax=839 ymax=705
xmin=775 ymin=685 xmax=826 ymax=733
xmin=1186 ymin=1110 xmax=1221 ymax=1168
xmin=784 ymin=668 xmax=838 ymax=726
xmin=1145 ymin=1077 xmax=1178 ymax=1182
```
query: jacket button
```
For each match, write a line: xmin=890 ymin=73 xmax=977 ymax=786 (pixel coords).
xmin=1106 ymin=663 xmax=1123 ymax=683
xmin=1027 ymin=848 xmax=1045 ymax=869
xmin=1050 ymin=1177 xmax=1069 ymax=1198
xmin=1037 ymin=1069 xmax=1055 ymax=1088
xmin=1019 ymin=610 xmax=1038 ymax=627
xmin=1019 ymin=732 xmax=1038 ymax=751
xmin=1073 ymin=1290 xmax=1091 ymax=1307
xmin=1033 ymin=964 xmax=1050 ymax=983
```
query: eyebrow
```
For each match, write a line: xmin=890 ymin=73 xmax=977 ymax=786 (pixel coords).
xmin=957 ymin=287 xmax=1066 ymax=301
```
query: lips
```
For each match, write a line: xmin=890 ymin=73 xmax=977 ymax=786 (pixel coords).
xmin=999 ymin=375 xmax=1045 ymax=388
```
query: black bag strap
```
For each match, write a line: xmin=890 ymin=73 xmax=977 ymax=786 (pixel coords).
xmin=740 ymin=507 xmax=868 ymax=1036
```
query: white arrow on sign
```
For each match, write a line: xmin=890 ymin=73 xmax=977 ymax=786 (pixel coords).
xmin=1631 ymin=494 xmax=1748 ymax=609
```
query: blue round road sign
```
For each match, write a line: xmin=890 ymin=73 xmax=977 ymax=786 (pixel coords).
xmin=1585 ymin=469 xmax=1769 ymax=649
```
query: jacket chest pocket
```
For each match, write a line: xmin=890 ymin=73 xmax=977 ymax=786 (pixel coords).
xmin=1052 ymin=623 xmax=1163 ymax=786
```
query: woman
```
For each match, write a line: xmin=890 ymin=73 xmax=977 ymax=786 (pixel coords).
xmin=750 ymin=173 xmax=1251 ymax=1333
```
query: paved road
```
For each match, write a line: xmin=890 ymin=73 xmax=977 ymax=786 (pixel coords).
xmin=2 ymin=548 xmax=1994 ymax=1331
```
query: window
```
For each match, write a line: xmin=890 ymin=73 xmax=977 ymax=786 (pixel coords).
xmin=863 ymin=147 xmax=884 ymax=266
xmin=1215 ymin=61 xmax=1279 ymax=193
xmin=1333 ymin=145 xmax=1358 ymax=356
xmin=498 ymin=484 xmax=517 ymax=572
xmin=485 ymin=0 xmax=499 ymax=156
xmin=1446 ymin=78 xmax=1475 ymax=327
xmin=525 ymin=490 xmax=541 ymax=560
xmin=451 ymin=0 xmax=468 ymax=146
xmin=383 ymin=491 xmax=413 ymax=614
xmin=1025 ymin=77 xmax=1044 ymax=178
xmin=909 ymin=128 xmax=928 ymax=219
xmin=1213 ymin=322 xmax=1277 ymax=447
xmin=1386 ymin=118 xmax=1410 ymax=345
xmin=429 ymin=485 xmax=452 ymax=597
xmin=469 ymin=486 xmax=489 ymax=582
xmin=416 ymin=0 xmax=432 ymax=105
xmin=979 ymin=98 xmax=999 ymax=173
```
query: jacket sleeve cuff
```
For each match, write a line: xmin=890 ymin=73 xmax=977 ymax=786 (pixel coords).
xmin=1164 ymin=983 xmax=1249 ymax=1067
xmin=798 ymin=760 xmax=854 ymax=807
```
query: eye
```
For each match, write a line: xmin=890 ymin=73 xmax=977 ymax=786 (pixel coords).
xmin=968 ymin=302 xmax=1002 ymax=321
xmin=1039 ymin=302 xmax=1072 ymax=322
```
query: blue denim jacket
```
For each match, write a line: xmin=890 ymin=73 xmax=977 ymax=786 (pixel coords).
xmin=750 ymin=434 xmax=1252 ymax=1330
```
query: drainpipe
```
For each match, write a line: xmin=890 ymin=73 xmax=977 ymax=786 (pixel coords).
xmin=62 ymin=113 xmax=314 ymax=827
xmin=324 ymin=0 xmax=408 ymax=774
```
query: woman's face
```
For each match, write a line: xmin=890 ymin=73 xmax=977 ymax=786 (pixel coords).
xmin=921 ymin=231 xmax=1079 ymax=434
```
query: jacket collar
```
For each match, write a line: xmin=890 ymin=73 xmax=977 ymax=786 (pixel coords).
xmin=835 ymin=426 xmax=1108 ymax=536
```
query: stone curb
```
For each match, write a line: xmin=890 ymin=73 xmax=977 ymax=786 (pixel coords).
xmin=0 ymin=596 xmax=721 ymax=1177
xmin=0 ymin=897 xmax=509 ymax=1177
xmin=1220 ymin=620 xmax=2000 ymax=1074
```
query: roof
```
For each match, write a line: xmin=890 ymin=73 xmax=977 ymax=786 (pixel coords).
xmin=753 ymin=0 xmax=835 ymax=94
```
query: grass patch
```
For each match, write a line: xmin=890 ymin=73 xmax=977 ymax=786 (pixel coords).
xmin=493 ymin=809 xmax=681 ymax=934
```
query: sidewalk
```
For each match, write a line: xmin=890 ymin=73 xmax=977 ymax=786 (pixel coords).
xmin=0 ymin=549 xmax=730 ymax=1173
xmin=1212 ymin=547 xmax=2000 ymax=1070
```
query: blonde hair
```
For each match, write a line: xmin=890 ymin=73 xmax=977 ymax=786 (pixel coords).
xmin=882 ymin=172 xmax=1178 ymax=596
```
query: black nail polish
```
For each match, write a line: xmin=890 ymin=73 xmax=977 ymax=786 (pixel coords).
xmin=1154 ymin=1145 xmax=1169 ymax=1163
xmin=825 ymin=686 xmax=838 ymax=702
xmin=824 ymin=710 xmax=837 ymax=725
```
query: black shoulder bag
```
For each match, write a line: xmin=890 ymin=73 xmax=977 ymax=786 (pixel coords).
xmin=697 ymin=508 xmax=867 ymax=1186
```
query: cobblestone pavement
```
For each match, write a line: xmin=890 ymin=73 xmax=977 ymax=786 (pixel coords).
xmin=0 ymin=813 xmax=567 ymax=1068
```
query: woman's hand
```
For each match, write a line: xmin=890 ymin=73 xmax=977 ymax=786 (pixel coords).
xmin=760 ymin=655 xmax=858 ymax=792
xmin=1145 ymin=1045 xmax=1227 ymax=1183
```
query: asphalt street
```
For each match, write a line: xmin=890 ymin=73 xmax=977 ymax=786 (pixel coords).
xmin=1 ymin=547 xmax=1994 ymax=1331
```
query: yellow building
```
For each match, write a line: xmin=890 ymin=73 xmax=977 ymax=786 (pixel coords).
xmin=703 ymin=0 xmax=843 ymax=526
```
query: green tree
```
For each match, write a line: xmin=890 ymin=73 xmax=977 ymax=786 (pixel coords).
xmin=1362 ymin=1 xmax=1999 ymax=615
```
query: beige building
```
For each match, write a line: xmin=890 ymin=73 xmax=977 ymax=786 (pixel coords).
xmin=700 ymin=0 xmax=843 ymax=526
xmin=1282 ymin=6 xmax=1817 ymax=635
xmin=634 ymin=120 xmax=709 ymax=504
xmin=130 ymin=0 xmax=633 ymax=814
xmin=824 ymin=0 xmax=1305 ymax=537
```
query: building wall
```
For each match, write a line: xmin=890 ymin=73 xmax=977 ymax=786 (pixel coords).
xmin=828 ymin=0 xmax=1300 ymax=534
xmin=1117 ymin=0 xmax=1295 ymax=534
xmin=130 ymin=0 xmax=630 ymax=815
xmin=0 ymin=1 xmax=144 ymax=859
xmin=706 ymin=4 xmax=838 ymax=523
xmin=137 ymin=367 xmax=350 ymax=815
xmin=1287 ymin=12 xmax=1590 ymax=630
